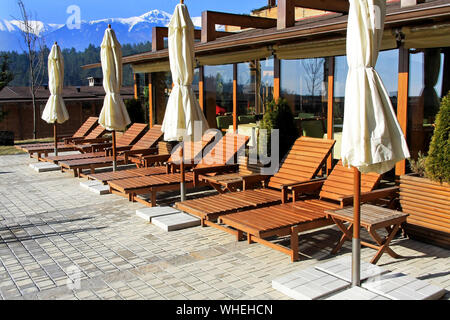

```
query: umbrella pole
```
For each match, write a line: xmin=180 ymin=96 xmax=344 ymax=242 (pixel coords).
xmin=54 ymin=122 xmax=58 ymax=156
xmin=352 ymin=167 xmax=361 ymax=287
xmin=112 ymin=130 xmax=117 ymax=172
xmin=180 ymin=142 xmax=186 ymax=202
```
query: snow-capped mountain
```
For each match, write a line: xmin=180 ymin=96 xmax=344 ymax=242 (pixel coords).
xmin=0 ymin=10 xmax=200 ymax=52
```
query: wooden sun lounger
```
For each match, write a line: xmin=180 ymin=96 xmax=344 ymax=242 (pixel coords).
xmin=87 ymin=166 xmax=170 ymax=184
xmin=85 ymin=130 xmax=218 ymax=184
xmin=108 ymin=133 xmax=249 ymax=207
xmin=58 ymin=124 xmax=163 ymax=177
xmin=44 ymin=123 xmax=154 ymax=164
xmin=220 ymin=161 xmax=398 ymax=262
xmin=175 ymin=136 xmax=336 ymax=230
xmin=201 ymin=136 xmax=335 ymax=193
xmin=71 ymin=123 xmax=148 ymax=154
xmin=16 ymin=116 xmax=98 ymax=151
xmin=21 ymin=123 xmax=107 ymax=160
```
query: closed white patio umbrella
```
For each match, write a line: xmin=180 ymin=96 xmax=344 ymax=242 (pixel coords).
xmin=41 ymin=42 xmax=69 ymax=156
xmin=98 ymin=25 xmax=131 ymax=171
xmin=341 ymin=0 xmax=410 ymax=286
xmin=161 ymin=0 xmax=209 ymax=201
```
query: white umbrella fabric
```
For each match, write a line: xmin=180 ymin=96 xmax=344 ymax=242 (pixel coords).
xmin=161 ymin=0 xmax=209 ymax=201
xmin=341 ymin=0 xmax=410 ymax=286
xmin=98 ymin=25 xmax=131 ymax=171
xmin=42 ymin=42 xmax=69 ymax=156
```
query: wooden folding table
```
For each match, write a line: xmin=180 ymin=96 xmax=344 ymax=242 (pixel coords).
xmin=326 ymin=204 xmax=409 ymax=264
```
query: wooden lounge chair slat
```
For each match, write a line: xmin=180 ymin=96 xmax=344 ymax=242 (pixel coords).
xmin=219 ymin=160 xmax=384 ymax=262
xmin=108 ymin=133 xmax=249 ymax=205
xmin=176 ymin=137 xmax=335 ymax=225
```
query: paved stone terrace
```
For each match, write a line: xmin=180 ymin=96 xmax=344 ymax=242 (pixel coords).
xmin=0 ymin=154 xmax=449 ymax=300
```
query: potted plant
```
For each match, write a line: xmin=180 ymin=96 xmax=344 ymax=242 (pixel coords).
xmin=258 ymin=98 xmax=299 ymax=162
xmin=399 ymin=92 xmax=450 ymax=248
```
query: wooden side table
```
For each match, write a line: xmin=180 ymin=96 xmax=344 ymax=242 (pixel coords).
xmin=325 ymin=204 xmax=409 ymax=264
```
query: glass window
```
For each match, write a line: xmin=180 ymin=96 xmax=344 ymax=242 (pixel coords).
xmin=281 ymin=58 xmax=327 ymax=118
xmin=204 ymin=65 xmax=233 ymax=131
xmin=237 ymin=62 xmax=254 ymax=120
xmin=281 ymin=57 xmax=328 ymax=139
xmin=376 ymin=49 xmax=399 ymax=111
xmin=259 ymin=56 xmax=274 ymax=115
xmin=192 ymin=67 xmax=200 ymax=100
xmin=408 ymin=47 xmax=448 ymax=160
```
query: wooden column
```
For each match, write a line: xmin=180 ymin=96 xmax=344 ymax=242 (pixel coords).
xmin=396 ymin=46 xmax=409 ymax=176
xmin=134 ymin=73 xmax=140 ymax=99
xmin=147 ymin=73 xmax=153 ymax=127
xmin=199 ymin=66 xmax=205 ymax=111
xmin=277 ymin=0 xmax=295 ymax=30
xmin=274 ymin=57 xmax=281 ymax=101
xmin=327 ymin=56 xmax=335 ymax=173
xmin=233 ymin=63 xmax=238 ymax=132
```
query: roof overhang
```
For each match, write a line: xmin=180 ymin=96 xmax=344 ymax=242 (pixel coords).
xmin=81 ymin=1 xmax=450 ymax=70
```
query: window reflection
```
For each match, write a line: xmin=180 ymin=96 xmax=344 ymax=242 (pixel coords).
xmin=281 ymin=57 xmax=328 ymax=139
xmin=408 ymin=47 xmax=448 ymax=160
xmin=204 ymin=65 xmax=233 ymax=131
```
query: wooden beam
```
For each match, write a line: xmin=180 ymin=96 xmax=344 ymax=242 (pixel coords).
xmin=293 ymin=0 xmax=349 ymax=13
xmin=395 ymin=46 xmax=409 ymax=177
xmin=233 ymin=63 xmax=238 ymax=132
xmin=199 ymin=66 xmax=205 ymax=111
xmin=152 ymin=26 xmax=234 ymax=52
xmin=278 ymin=0 xmax=349 ymax=30
xmin=326 ymin=56 xmax=335 ymax=173
xmin=134 ymin=73 xmax=140 ymax=99
xmin=277 ymin=0 xmax=296 ymax=29
xmin=152 ymin=27 xmax=166 ymax=52
xmin=82 ymin=5 xmax=450 ymax=69
xmin=273 ymin=57 xmax=281 ymax=101
xmin=201 ymin=11 xmax=277 ymax=42
xmin=147 ymin=73 xmax=153 ymax=127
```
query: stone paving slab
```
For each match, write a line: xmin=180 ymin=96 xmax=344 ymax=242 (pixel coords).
xmin=136 ymin=207 xmax=180 ymax=223
xmin=0 ymin=154 xmax=449 ymax=300
xmin=272 ymin=267 xmax=349 ymax=300
xmin=362 ymin=272 xmax=446 ymax=300
xmin=79 ymin=180 xmax=110 ymax=195
xmin=152 ymin=213 xmax=201 ymax=232
xmin=315 ymin=256 xmax=389 ymax=282
xmin=29 ymin=162 xmax=60 ymax=173
xmin=325 ymin=286 xmax=388 ymax=300
xmin=80 ymin=180 xmax=103 ymax=189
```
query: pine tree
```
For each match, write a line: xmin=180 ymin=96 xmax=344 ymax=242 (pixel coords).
xmin=425 ymin=91 xmax=450 ymax=183
xmin=0 ymin=54 xmax=14 ymax=91
xmin=0 ymin=54 xmax=14 ymax=122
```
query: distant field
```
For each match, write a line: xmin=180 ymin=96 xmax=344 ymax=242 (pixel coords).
xmin=0 ymin=138 xmax=54 ymax=156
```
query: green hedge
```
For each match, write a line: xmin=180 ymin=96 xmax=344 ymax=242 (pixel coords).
xmin=259 ymin=98 xmax=299 ymax=161
xmin=425 ymin=91 xmax=450 ymax=183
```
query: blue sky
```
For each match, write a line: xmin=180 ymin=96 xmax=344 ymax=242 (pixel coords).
xmin=1 ymin=0 xmax=267 ymax=22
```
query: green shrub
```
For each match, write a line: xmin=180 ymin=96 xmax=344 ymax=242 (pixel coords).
xmin=258 ymin=98 xmax=299 ymax=161
xmin=124 ymin=98 xmax=146 ymax=124
xmin=425 ymin=91 xmax=450 ymax=183
xmin=409 ymin=151 xmax=427 ymax=177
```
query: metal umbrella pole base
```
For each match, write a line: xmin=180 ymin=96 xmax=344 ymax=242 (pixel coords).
xmin=180 ymin=182 xmax=186 ymax=202
xmin=54 ymin=123 xmax=58 ymax=157
xmin=352 ymin=238 xmax=361 ymax=287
